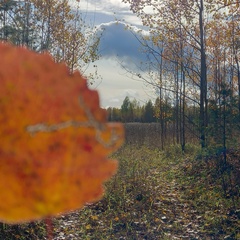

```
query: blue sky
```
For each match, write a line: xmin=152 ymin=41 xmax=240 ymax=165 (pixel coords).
xmin=70 ymin=0 xmax=156 ymax=108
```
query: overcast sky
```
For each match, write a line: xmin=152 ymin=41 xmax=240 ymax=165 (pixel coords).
xmin=70 ymin=0 xmax=155 ymax=108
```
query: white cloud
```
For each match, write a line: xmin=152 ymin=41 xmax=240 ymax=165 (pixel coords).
xmin=70 ymin=0 xmax=142 ymax=26
xmin=109 ymin=98 xmax=120 ymax=104
xmin=89 ymin=58 xmax=154 ymax=108
xmin=69 ymin=0 xmax=157 ymax=108
xmin=75 ymin=0 xmax=130 ymax=13
xmin=122 ymin=89 xmax=140 ymax=99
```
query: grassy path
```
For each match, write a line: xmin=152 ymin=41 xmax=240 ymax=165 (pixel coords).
xmin=52 ymin=145 xmax=239 ymax=239
xmin=1 ymin=145 xmax=239 ymax=239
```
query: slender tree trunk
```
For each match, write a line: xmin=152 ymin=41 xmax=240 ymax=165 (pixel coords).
xmin=3 ymin=7 xmax=7 ymax=40
xmin=181 ymin=65 xmax=186 ymax=152
xmin=175 ymin=62 xmax=180 ymax=144
xmin=235 ymin=55 xmax=240 ymax=113
xmin=199 ymin=0 xmax=207 ymax=148
xmin=23 ymin=0 xmax=30 ymax=46
xmin=180 ymin=22 xmax=185 ymax=152
xmin=179 ymin=67 xmax=183 ymax=148
xmin=158 ymin=46 xmax=164 ymax=150
xmin=230 ymin=12 xmax=240 ymax=114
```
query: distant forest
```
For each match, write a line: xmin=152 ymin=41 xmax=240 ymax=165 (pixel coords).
xmin=107 ymin=87 xmax=239 ymax=151
xmin=107 ymin=0 xmax=240 ymax=152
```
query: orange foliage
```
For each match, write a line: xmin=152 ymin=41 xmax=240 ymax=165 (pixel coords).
xmin=0 ymin=43 xmax=124 ymax=224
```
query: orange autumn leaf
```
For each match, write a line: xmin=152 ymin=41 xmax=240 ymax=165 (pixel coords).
xmin=0 ymin=42 xmax=124 ymax=224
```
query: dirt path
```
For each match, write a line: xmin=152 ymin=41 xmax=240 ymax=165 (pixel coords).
xmin=147 ymin=169 xmax=205 ymax=239
xmin=53 ymin=166 xmax=209 ymax=239
xmin=50 ymin=145 xmax=239 ymax=240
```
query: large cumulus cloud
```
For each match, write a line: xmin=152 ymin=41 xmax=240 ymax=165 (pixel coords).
xmin=97 ymin=21 xmax=150 ymax=70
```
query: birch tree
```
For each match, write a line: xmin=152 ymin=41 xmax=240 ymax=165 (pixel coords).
xmin=123 ymin=0 xmax=240 ymax=148
xmin=0 ymin=0 xmax=100 ymax=79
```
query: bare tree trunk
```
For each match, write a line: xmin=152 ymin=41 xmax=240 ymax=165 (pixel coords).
xmin=175 ymin=62 xmax=180 ymax=145
xmin=23 ymin=0 xmax=30 ymax=46
xmin=158 ymin=45 xmax=165 ymax=150
xmin=181 ymin=64 xmax=186 ymax=152
xmin=199 ymin=0 xmax=207 ymax=148
xmin=235 ymin=53 xmax=240 ymax=113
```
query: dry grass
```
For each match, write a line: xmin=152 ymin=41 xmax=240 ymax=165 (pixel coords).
xmin=124 ymin=123 xmax=198 ymax=149
xmin=1 ymin=144 xmax=239 ymax=239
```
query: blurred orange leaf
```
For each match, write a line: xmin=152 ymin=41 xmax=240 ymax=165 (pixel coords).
xmin=0 ymin=43 xmax=124 ymax=224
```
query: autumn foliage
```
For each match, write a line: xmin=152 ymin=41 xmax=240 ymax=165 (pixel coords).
xmin=0 ymin=43 xmax=124 ymax=224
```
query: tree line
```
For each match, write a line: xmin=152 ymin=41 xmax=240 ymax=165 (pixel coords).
xmin=107 ymin=90 xmax=240 ymax=149
xmin=106 ymin=96 xmax=168 ymax=123
xmin=120 ymin=0 xmax=240 ymax=152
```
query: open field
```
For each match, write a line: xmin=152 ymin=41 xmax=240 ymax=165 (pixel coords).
xmin=1 ymin=144 xmax=239 ymax=239
xmin=124 ymin=123 xmax=199 ymax=148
